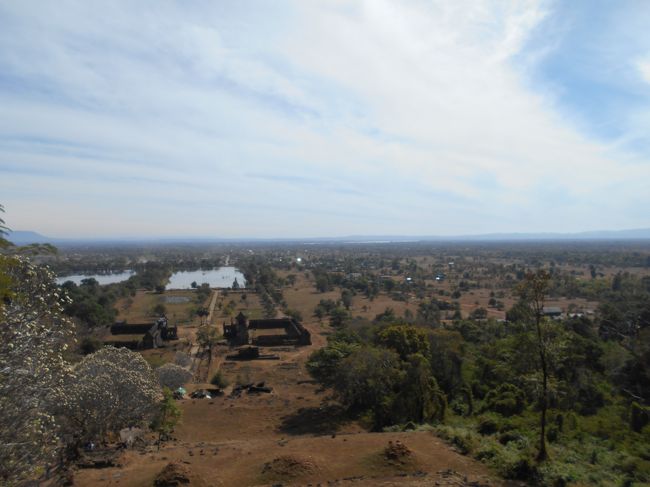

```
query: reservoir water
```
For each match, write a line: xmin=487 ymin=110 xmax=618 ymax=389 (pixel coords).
xmin=166 ymin=267 xmax=246 ymax=289
xmin=56 ymin=270 xmax=135 ymax=286
xmin=56 ymin=267 xmax=246 ymax=289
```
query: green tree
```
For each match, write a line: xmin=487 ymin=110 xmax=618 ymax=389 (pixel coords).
xmin=470 ymin=307 xmax=487 ymax=320
xmin=315 ymin=273 xmax=330 ymax=293
xmin=314 ymin=304 xmax=325 ymax=321
xmin=517 ymin=269 xmax=552 ymax=461
xmin=285 ymin=308 xmax=303 ymax=321
xmin=151 ymin=388 xmax=181 ymax=449
xmin=196 ymin=324 xmax=220 ymax=355
xmin=334 ymin=346 xmax=403 ymax=427
xmin=376 ymin=324 xmax=430 ymax=360
xmin=341 ymin=289 xmax=353 ymax=310
xmin=196 ymin=306 xmax=209 ymax=325
xmin=307 ymin=340 xmax=359 ymax=387
xmin=417 ymin=299 xmax=441 ymax=325
xmin=329 ymin=307 xmax=349 ymax=328
xmin=395 ymin=354 xmax=446 ymax=423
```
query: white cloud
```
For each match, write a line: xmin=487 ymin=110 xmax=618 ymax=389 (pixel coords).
xmin=638 ymin=58 xmax=650 ymax=86
xmin=0 ymin=0 xmax=648 ymax=237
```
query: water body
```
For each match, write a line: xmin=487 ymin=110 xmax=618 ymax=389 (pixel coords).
xmin=56 ymin=270 xmax=135 ymax=286
xmin=166 ymin=267 xmax=246 ymax=290
xmin=164 ymin=296 xmax=190 ymax=304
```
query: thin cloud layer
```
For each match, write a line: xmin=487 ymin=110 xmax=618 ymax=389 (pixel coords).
xmin=0 ymin=0 xmax=648 ymax=238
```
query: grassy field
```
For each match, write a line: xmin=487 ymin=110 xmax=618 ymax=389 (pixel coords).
xmin=115 ymin=289 xmax=210 ymax=326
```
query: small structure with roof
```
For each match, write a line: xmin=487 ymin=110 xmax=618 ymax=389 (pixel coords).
xmin=542 ymin=306 xmax=563 ymax=319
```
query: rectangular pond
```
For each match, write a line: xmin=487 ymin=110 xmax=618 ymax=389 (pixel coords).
xmin=56 ymin=270 xmax=135 ymax=286
xmin=166 ymin=267 xmax=246 ymax=290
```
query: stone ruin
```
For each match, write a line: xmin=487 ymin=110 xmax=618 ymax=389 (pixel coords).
xmin=222 ymin=311 xmax=249 ymax=346
xmin=223 ymin=311 xmax=311 ymax=348
xmin=106 ymin=316 xmax=178 ymax=349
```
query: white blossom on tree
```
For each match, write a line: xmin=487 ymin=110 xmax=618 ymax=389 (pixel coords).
xmin=155 ymin=363 xmax=193 ymax=390
xmin=62 ymin=346 xmax=161 ymax=443
xmin=0 ymin=256 xmax=75 ymax=485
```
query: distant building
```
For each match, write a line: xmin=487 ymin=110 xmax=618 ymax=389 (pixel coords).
xmin=542 ymin=306 xmax=562 ymax=318
xmin=107 ymin=316 xmax=177 ymax=349
xmin=224 ymin=312 xmax=311 ymax=347
xmin=223 ymin=311 xmax=249 ymax=346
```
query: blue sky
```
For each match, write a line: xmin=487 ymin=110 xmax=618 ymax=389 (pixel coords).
xmin=0 ymin=0 xmax=649 ymax=238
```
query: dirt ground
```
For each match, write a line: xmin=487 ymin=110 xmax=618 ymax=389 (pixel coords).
xmin=75 ymin=303 xmax=505 ymax=486
xmin=74 ymin=270 xmax=553 ymax=487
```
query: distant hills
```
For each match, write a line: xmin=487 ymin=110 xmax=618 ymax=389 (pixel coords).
xmin=7 ymin=228 xmax=650 ymax=246
xmin=6 ymin=231 xmax=54 ymax=245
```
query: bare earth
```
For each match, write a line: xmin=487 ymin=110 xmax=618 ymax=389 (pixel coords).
xmin=75 ymin=288 xmax=508 ymax=487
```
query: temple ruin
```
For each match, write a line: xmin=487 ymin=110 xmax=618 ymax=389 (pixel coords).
xmin=223 ymin=311 xmax=311 ymax=347
xmin=106 ymin=316 xmax=178 ymax=349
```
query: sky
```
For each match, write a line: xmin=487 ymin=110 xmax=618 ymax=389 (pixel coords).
xmin=1 ymin=0 xmax=649 ymax=239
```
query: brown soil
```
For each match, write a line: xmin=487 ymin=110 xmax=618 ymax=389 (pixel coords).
xmin=260 ymin=454 xmax=319 ymax=480
xmin=153 ymin=462 xmax=202 ymax=487
xmin=74 ymin=284 xmax=507 ymax=487
xmin=383 ymin=440 xmax=413 ymax=465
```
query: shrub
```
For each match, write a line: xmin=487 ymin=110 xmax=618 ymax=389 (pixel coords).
xmin=80 ymin=336 xmax=103 ymax=355
xmin=498 ymin=431 xmax=523 ymax=445
xmin=451 ymin=433 xmax=476 ymax=454
xmin=501 ymin=455 xmax=539 ymax=481
xmin=451 ymin=435 xmax=474 ymax=455
xmin=471 ymin=380 xmax=488 ymax=400
xmin=630 ymin=402 xmax=649 ymax=432
xmin=484 ymin=383 xmax=526 ymax=416
xmin=210 ymin=370 xmax=229 ymax=389
xmin=477 ymin=417 xmax=498 ymax=436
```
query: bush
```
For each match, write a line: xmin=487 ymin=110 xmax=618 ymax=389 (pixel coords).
xmin=484 ymin=383 xmax=526 ymax=416
xmin=630 ymin=402 xmax=649 ymax=432
xmin=501 ymin=455 xmax=539 ymax=481
xmin=210 ymin=370 xmax=229 ymax=389
xmin=498 ymin=431 xmax=523 ymax=445
xmin=477 ymin=417 xmax=499 ymax=436
xmin=80 ymin=336 xmax=103 ymax=355
xmin=284 ymin=308 xmax=303 ymax=321
xmin=616 ymin=456 xmax=650 ymax=483
xmin=451 ymin=433 xmax=475 ymax=454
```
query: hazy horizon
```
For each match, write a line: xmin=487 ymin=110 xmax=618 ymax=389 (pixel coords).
xmin=2 ymin=1 xmax=650 ymax=238
xmin=8 ymin=227 xmax=650 ymax=244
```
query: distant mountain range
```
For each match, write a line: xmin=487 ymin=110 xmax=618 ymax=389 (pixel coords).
xmin=7 ymin=228 xmax=650 ymax=246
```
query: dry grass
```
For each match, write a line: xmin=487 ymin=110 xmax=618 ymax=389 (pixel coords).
xmin=115 ymin=289 xmax=210 ymax=326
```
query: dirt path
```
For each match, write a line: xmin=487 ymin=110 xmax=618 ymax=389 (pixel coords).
xmin=188 ymin=289 xmax=220 ymax=382
xmin=206 ymin=289 xmax=219 ymax=324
